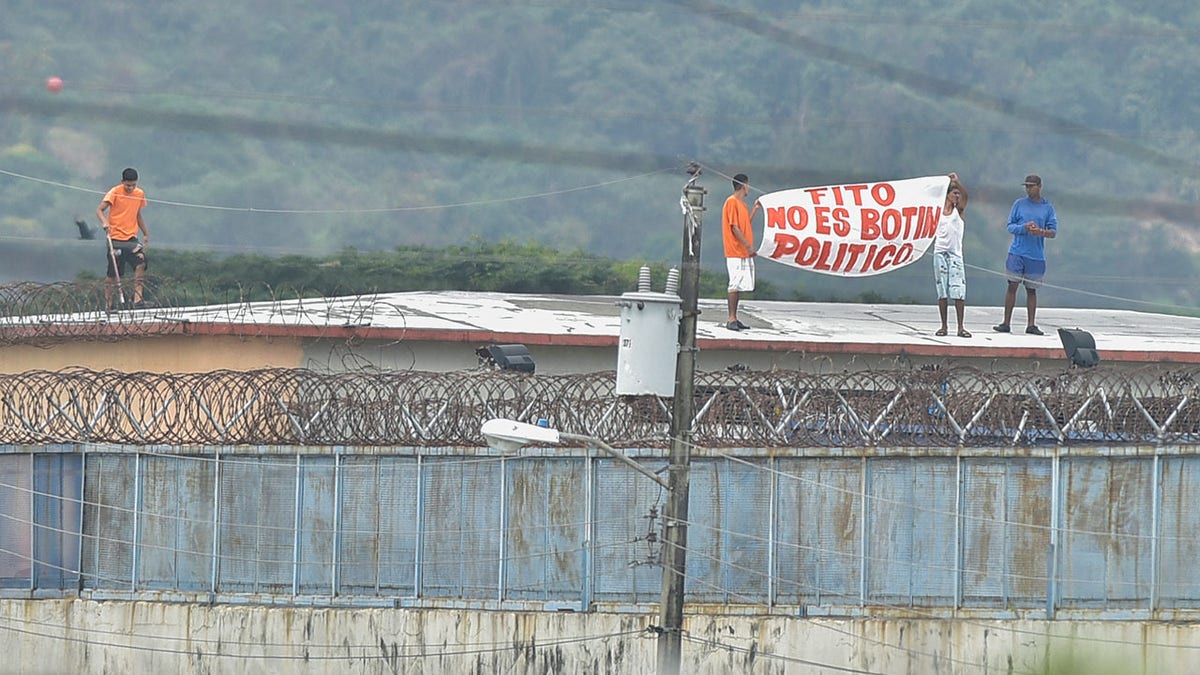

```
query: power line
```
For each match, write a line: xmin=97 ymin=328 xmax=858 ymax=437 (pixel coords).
xmin=0 ymin=95 xmax=681 ymax=173
xmin=669 ymin=0 xmax=1200 ymax=176
xmin=0 ymin=165 xmax=674 ymax=215
xmin=0 ymin=612 xmax=648 ymax=661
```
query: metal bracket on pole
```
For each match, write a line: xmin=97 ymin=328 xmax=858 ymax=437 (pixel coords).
xmin=560 ymin=432 xmax=668 ymax=489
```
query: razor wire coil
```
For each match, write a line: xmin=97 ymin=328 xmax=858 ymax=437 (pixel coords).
xmin=0 ymin=365 xmax=1197 ymax=448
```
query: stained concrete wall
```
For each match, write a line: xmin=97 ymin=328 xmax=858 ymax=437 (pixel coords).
xmin=1 ymin=599 xmax=1195 ymax=674
xmin=0 ymin=335 xmax=305 ymax=374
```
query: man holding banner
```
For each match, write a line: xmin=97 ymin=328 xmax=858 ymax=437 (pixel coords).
xmin=723 ymin=173 xmax=760 ymax=331
xmin=993 ymin=174 xmax=1057 ymax=336
xmin=933 ymin=173 xmax=970 ymax=338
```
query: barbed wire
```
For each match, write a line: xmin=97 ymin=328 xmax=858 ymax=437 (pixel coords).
xmin=0 ymin=277 xmax=407 ymax=346
xmin=0 ymin=364 xmax=1197 ymax=447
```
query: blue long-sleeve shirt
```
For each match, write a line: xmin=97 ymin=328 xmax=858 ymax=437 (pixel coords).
xmin=1006 ymin=197 xmax=1058 ymax=260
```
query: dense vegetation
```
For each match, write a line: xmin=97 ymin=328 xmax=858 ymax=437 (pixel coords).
xmin=76 ymin=241 xmax=795 ymax=301
xmin=3 ymin=1 xmax=1198 ymax=312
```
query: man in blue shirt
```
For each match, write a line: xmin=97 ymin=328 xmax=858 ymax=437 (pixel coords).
xmin=994 ymin=174 xmax=1057 ymax=335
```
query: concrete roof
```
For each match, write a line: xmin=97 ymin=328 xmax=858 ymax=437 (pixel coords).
xmin=149 ymin=290 xmax=1200 ymax=365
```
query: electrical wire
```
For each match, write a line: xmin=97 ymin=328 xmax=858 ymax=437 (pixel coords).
xmin=3 ymin=443 xmax=1195 ymax=668
xmin=3 ymin=155 xmax=1196 ymax=315
xmin=0 ymin=611 xmax=649 ymax=662
xmin=0 ymin=165 xmax=674 ymax=215
xmin=693 ymin=159 xmax=1200 ymax=315
xmin=654 ymin=437 xmax=1200 ymax=653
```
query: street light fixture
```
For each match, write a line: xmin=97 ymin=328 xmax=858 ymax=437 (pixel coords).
xmin=480 ymin=418 xmax=667 ymax=489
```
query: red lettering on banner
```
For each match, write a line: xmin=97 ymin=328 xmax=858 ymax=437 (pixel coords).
xmin=843 ymin=184 xmax=868 ymax=205
xmin=881 ymin=209 xmax=901 ymax=240
xmin=765 ymin=177 xmax=943 ymax=274
xmin=860 ymin=244 xmax=878 ymax=272
xmin=901 ymin=207 xmax=919 ymax=238
xmin=832 ymin=208 xmax=851 ymax=237
xmin=832 ymin=241 xmax=850 ymax=270
xmin=872 ymin=244 xmax=897 ymax=271
xmin=864 ymin=208 xmax=935 ymax=241
xmin=769 ymin=233 xmax=801 ymax=258
xmin=918 ymin=206 xmax=942 ymax=238
xmin=796 ymin=237 xmax=821 ymax=266
xmin=814 ymin=240 xmax=834 ymax=270
xmin=814 ymin=207 xmax=832 ymax=234
xmin=768 ymin=206 xmax=813 ymax=232
xmin=776 ymin=238 xmax=918 ymax=274
xmin=844 ymin=243 xmax=867 ymax=270
xmin=766 ymin=207 xmax=787 ymax=230
xmin=871 ymin=183 xmax=896 ymax=206
xmin=788 ymin=206 xmax=809 ymax=231
xmin=861 ymin=209 xmax=881 ymax=240
xmin=831 ymin=186 xmax=848 ymax=206
xmin=816 ymin=205 xmax=854 ymax=236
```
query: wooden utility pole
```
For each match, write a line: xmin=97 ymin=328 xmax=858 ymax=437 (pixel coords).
xmin=657 ymin=165 xmax=704 ymax=675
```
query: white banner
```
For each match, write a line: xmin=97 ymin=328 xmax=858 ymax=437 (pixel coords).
xmin=756 ymin=175 xmax=950 ymax=277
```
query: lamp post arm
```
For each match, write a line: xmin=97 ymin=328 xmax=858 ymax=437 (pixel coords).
xmin=559 ymin=432 xmax=668 ymax=489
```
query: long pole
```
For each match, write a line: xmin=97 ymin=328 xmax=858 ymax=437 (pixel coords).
xmin=105 ymin=233 xmax=126 ymax=307
xmin=657 ymin=168 xmax=704 ymax=674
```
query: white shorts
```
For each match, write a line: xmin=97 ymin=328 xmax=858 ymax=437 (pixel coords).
xmin=727 ymin=257 xmax=755 ymax=293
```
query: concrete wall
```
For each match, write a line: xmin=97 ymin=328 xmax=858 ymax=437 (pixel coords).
xmin=0 ymin=333 xmax=1082 ymax=377
xmin=301 ymin=340 xmax=1059 ymax=377
xmin=0 ymin=335 xmax=305 ymax=374
xmin=1 ymin=599 xmax=1194 ymax=674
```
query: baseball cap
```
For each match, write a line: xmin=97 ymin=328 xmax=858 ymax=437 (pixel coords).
xmin=1022 ymin=174 xmax=1041 ymax=186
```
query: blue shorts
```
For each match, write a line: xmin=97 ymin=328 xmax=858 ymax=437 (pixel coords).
xmin=1005 ymin=253 xmax=1045 ymax=288
xmin=933 ymin=251 xmax=965 ymax=300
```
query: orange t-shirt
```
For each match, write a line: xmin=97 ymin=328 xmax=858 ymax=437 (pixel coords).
xmin=722 ymin=194 xmax=753 ymax=258
xmin=102 ymin=185 xmax=147 ymax=240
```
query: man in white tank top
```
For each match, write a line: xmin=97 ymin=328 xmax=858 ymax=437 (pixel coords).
xmin=933 ymin=173 xmax=970 ymax=337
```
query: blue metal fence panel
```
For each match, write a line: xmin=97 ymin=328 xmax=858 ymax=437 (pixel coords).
xmin=589 ymin=459 xmax=665 ymax=604
xmin=137 ymin=454 xmax=213 ymax=591
xmin=338 ymin=456 xmax=420 ymax=595
xmin=503 ymin=457 xmax=587 ymax=601
xmin=1059 ymin=458 xmax=1154 ymax=607
xmin=82 ymin=454 xmax=135 ymax=589
xmin=297 ymin=456 xmax=336 ymax=593
xmin=28 ymin=454 xmax=82 ymax=590
xmin=686 ymin=458 xmax=772 ymax=604
xmin=1004 ymin=459 xmax=1053 ymax=605
xmin=773 ymin=457 xmax=863 ymax=606
xmin=960 ymin=459 xmax=1007 ymax=606
xmin=1157 ymin=456 xmax=1200 ymax=608
xmin=10 ymin=447 xmax=1200 ymax=617
xmin=217 ymin=456 xmax=297 ymax=593
xmin=420 ymin=457 xmax=502 ymax=598
xmin=0 ymin=454 xmax=32 ymax=589
xmin=865 ymin=457 xmax=958 ymax=605
xmin=960 ymin=458 xmax=1053 ymax=607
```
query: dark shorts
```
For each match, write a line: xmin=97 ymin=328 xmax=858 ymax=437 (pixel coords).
xmin=106 ymin=238 xmax=147 ymax=278
xmin=1004 ymin=253 xmax=1045 ymax=288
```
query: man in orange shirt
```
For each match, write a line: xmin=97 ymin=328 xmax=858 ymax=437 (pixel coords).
xmin=722 ymin=173 xmax=759 ymax=331
xmin=97 ymin=167 xmax=150 ymax=310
